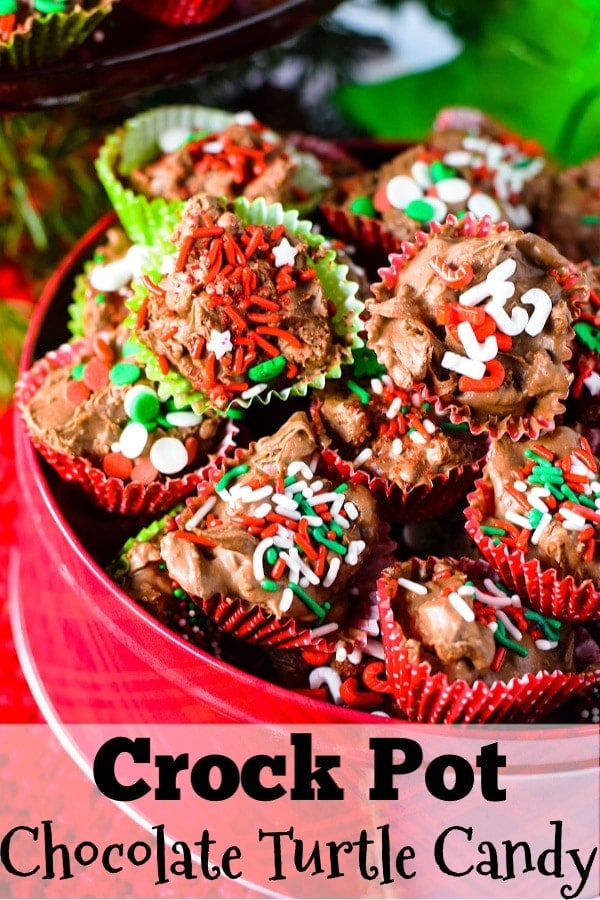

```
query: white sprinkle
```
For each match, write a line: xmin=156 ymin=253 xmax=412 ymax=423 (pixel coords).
xmin=202 ymin=139 xmax=224 ymax=153
xmin=322 ymin=557 xmax=341 ymax=588
xmin=241 ymin=383 xmax=267 ymax=400
xmin=346 ymin=539 xmax=366 ymax=565
xmin=309 ymin=491 xmax=340 ymax=506
xmin=280 ymin=550 xmax=319 ymax=585
xmin=288 ymin=480 xmax=312 ymax=497
xmin=287 ymin=461 xmax=313 ymax=480
xmin=397 ymin=577 xmax=427 ymax=595
xmin=410 ymin=159 xmax=433 ymax=189
xmin=448 ymin=591 xmax=475 ymax=622
xmin=391 ymin=438 xmax=403 ymax=457
xmin=424 ymin=196 xmax=448 ymax=221
xmin=206 ymin=328 xmax=233 ymax=360
xmin=409 ymin=431 xmax=427 ymax=445
xmin=496 ymin=609 xmax=522 ymax=641
xmin=422 ymin=418 xmax=436 ymax=434
xmin=591 ymin=481 xmax=600 ymax=494
xmin=505 ymin=509 xmax=532 ymax=530
xmin=335 ymin=642 xmax=347 ymax=662
xmin=253 ymin=502 xmax=272 ymax=519
xmin=531 ymin=511 xmax=552 ymax=545
xmin=345 ymin=501 xmax=359 ymax=520
xmin=279 ymin=587 xmax=294 ymax=612
xmin=353 ymin=448 xmax=373 ymax=466
xmin=309 ymin=453 xmax=319 ymax=473
xmin=441 ymin=350 xmax=486 ymax=380
xmin=110 ymin=442 xmax=121 ymax=453
xmin=332 ymin=514 xmax=350 ymax=530
xmin=528 ymin=494 xmax=549 ymax=514
xmin=513 ymin=480 xmax=528 ymax=492
xmin=386 ymin=396 xmax=403 ymax=419
xmin=309 ymin=667 xmax=342 ymax=703
xmin=125 ymin=244 xmax=153 ymax=278
xmin=275 ymin=506 xmax=301 ymax=520
xmin=535 ymin=639 xmax=558 ymax=651
xmin=443 ymin=149 xmax=473 ymax=167
xmin=521 ymin=287 xmax=553 ymax=336
xmin=435 ymin=176 xmax=471 ymax=204
xmin=242 ymin=485 xmax=273 ymax=503
xmin=348 ymin=647 xmax=362 ymax=665
xmin=253 ymin=537 xmax=274 ymax=582
xmin=467 ymin=192 xmax=502 ymax=223
xmin=483 ymin=578 xmax=512 ymax=598
xmin=385 ymin=175 xmax=422 ymax=209
xmin=149 ymin=436 xmax=188 ymax=474
xmin=185 ymin=495 xmax=217 ymax=531
xmin=300 ymin=577 xmax=310 ymax=588
xmin=119 ymin=421 xmax=148 ymax=459
xmin=272 ymin=492 xmax=298 ymax=510
xmin=165 ymin=410 xmax=204 ymax=427
xmin=309 ymin=622 xmax=339 ymax=639
xmin=233 ymin=110 xmax=256 ymax=125
xmin=272 ymin=237 xmax=298 ymax=268
xmin=583 ymin=372 xmax=600 ymax=398
xmin=309 ymin=480 xmax=324 ymax=493
xmin=370 ymin=378 xmax=383 ymax=395
xmin=457 ymin=584 xmax=476 ymax=597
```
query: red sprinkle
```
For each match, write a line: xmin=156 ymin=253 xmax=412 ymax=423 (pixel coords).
xmin=64 ymin=379 xmax=91 ymax=406
xmin=82 ymin=358 xmax=110 ymax=392
xmin=102 ymin=452 xmax=133 ymax=481
xmin=130 ymin=458 xmax=159 ymax=485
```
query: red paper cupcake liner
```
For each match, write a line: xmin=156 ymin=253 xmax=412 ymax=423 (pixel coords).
xmin=190 ymin=520 xmax=396 ymax=653
xmin=368 ymin=214 xmax=588 ymax=442
xmin=14 ymin=340 xmax=238 ymax=517
xmin=122 ymin=0 xmax=231 ymax=25
xmin=376 ymin=559 xmax=598 ymax=723
xmin=319 ymin=203 xmax=405 ymax=274
xmin=318 ymin=444 xmax=482 ymax=523
xmin=464 ymin=479 xmax=600 ymax=621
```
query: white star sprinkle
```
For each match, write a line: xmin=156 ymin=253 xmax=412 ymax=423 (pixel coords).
xmin=272 ymin=237 xmax=297 ymax=268
xmin=207 ymin=329 xmax=233 ymax=360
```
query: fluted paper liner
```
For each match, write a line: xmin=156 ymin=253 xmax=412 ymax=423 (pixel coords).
xmin=125 ymin=196 xmax=364 ymax=415
xmin=465 ymin=478 xmax=600 ymax=621
xmin=14 ymin=339 xmax=238 ymax=516
xmin=122 ymin=0 xmax=230 ymax=26
xmin=376 ymin=557 xmax=597 ymax=723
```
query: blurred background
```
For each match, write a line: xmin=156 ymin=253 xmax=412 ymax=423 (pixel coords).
xmin=1 ymin=0 xmax=599 ymax=407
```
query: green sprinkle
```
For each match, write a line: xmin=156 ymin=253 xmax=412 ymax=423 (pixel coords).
xmin=492 ymin=538 xmax=501 ymax=546
xmin=573 ymin=321 xmax=600 ymax=355
xmin=289 ymin=582 xmax=330 ymax=619
xmin=576 ymin=492 xmax=596 ymax=508
xmin=456 ymin=209 xmax=467 ymax=219
xmin=93 ymin=253 xmax=105 ymax=263
xmin=248 ymin=355 xmax=286 ymax=383
xmin=545 ymin=482 xmax=565 ymax=500
xmin=312 ymin=532 xmax=347 ymax=555
xmin=404 ymin=198 xmax=436 ymax=222
xmin=158 ymin=562 xmax=167 ymax=571
xmin=422 ymin=402 xmax=431 ymax=411
xmin=400 ymin=405 xmax=410 ymax=414
xmin=523 ymin=608 xmax=561 ymax=640
xmin=216 ymin=463 xmax=250 ymax=493
xmin=284 ymin=475 xmax=297 ymax=487
xmin=173 ymin=587 xmax=187 ymax=600
xmin=33 ymin=0 xmax=68 ymax=13
xmin=109 ymin=362 xmax=141 ymax=386
xmin=328 ymin=521 xmax=345 ymax=538
xmin=70 ymin=363 xmax=85 ymax=380
xmin=260 ymin=579 xmax=279 ymax=592
xmin=95 ymin=293 xmax=106 ymax=305
xmin=581 ymin=215 xmax=600 ymax=226
xmin=347 ymin=379 xmax=370 ymax=404
xmin=334 ymin=482 xmax=348 ymax=493
xmin=524 ymin=449 xmax=552 ymax=465
xmin=429 ymin=160 xmax=456 ymax=182
xmin=157 ymin=414 xmax=172 ymax=428
xmin=349 ymin=195 xmax=376 ymax=217
xmin=351 ymin=347 xmax=386 ymax=379
xmin=494 ymin=619 xmax=528 ymax=657
xmin=480 ymin=524 xmax=506 ymax=536
xmin=265 ymin=547 xmax=279 ymax=565
xmin=527 ymin=508 xmax=543 ymax=529
xmin=225 ymin=407 xmax=245 ymax=419
xmin=130 ymin=391 xmax=160 ymax=424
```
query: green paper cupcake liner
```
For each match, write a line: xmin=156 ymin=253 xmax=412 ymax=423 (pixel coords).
xmin=95 ymin=104 xmax=331 ymax=243
xmin=125 ymin=196 xmax=365 ymax=415
xmin=0 ymin=1 xmax=115 ymax=69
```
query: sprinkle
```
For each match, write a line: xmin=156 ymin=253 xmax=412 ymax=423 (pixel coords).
xmin=216 ymin=463 xmax=250 ymax=495
xmin=289 ymin=582 xmax=330 ymax=619
xmin=206 ymin=329 xmax=233 ymax=360
xmin=353 ymin=447 xmax=373 ymax=467
xmin=119 ymin=421 xmax=148 ymax=459
xmin=530 ymin=511 xmax=552 ymax=545
xmin=149 ymin=437 xmax=188 ymax=474
xmin=446 ymin=591 xmax=475 ymax=622
xmin=174 ymin=530 xmax=217 ymax=548
xmin=260 ymin=579 xmax=279 ymax=592
xmin=504 ymin=510 xmax=532 ymax=530
xmin=102 ymin=452 xmax=133 ymax=480
xmin=441 ymin=351 xmax=486 ymax=380
xmin=165 ymin=410 xmax=204 ymax=427
xmin=496 ymin=609 xmax=522 ymax=641
xmin=397 ymin=577 xmax=428 ymax=595
xmin=480 ymin=524 xmax=506 ymax=536
xmin=322 ymin=557 xmax=341 ymax=588
xmin=347 ymin=379 xmax=370 ymax=404
xmin=308 ymin=667 xmax=342 ymax=703
xmin=247 ymin=355 xmax=286 ymax=382
xmin=109 ymin=362 xmax=141 ymax=386
xmin=252 ymin=537 xmax=275 ymax=581
xmin=272 ymin=237 xmax=298 ymax=267
xmin=280 ymin=588 xmax=294 ymax=612
xmin=185 ymin=495 xmax=217 ymax=531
